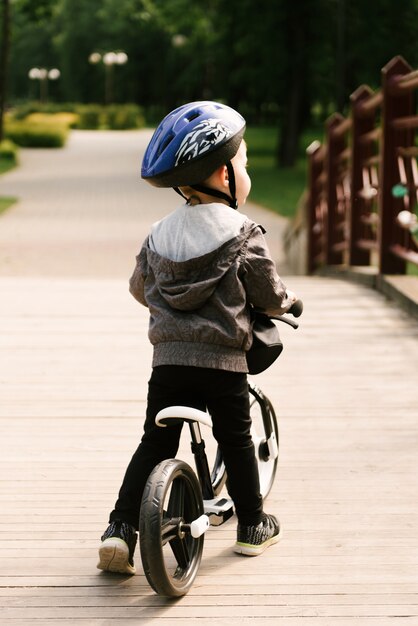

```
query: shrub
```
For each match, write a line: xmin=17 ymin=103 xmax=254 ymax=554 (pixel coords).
xmin=0 ymin=139 xmax=19 ymax=175
xmin=105 ymin=104 xmax=145 ymax=129
xmin=13 ymin=102 xmax=78 ymax=120
xmin=11 ymin=102 xmax=147 ymax=130
xmin=76 ymin=105 xmax=104 ymax=130
xmin=25 ymin=112 xmax=79 ymax=128
xmin=75 ymin=104 xmax=145 ymax=130
xmin=5 ymin=121 xmax=69 ymax=147
xmin=0 ymin=139 xmax=19 ymax=162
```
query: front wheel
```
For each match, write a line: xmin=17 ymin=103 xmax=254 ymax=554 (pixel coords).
xmin=210 ymin=383 xmax=279 ymax=499
xmin=139 ymin=459 xmax=204 ymax=597
xmin=250 ymin=385 xmax=279 ymax=499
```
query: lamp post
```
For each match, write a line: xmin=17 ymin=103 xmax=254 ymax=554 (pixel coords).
xmin=89 ymin=51 xmax=128 ymax=104
xmin=28 ymin=67 xmax=60 ymax=103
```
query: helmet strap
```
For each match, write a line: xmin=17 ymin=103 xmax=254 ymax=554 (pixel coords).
xmin=226 ymin=161 xmax=237 ymax=205
xmin=190 ymin=161 xmax=238 ymax=209
xmin=188 ymin=184 xmax=236 ymax=209
xmin=174 ymin=187 xmax=188 ymax=201
xmin=173 ymin=161 xmax=238 ymax=209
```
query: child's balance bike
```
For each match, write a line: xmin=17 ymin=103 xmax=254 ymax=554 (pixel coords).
xmin=138 ymin=309 xmax=301 ymax=597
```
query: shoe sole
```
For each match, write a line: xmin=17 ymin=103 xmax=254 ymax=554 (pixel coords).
xmin=234 ymin=526 xmax=283 ymax=556
xmin=97 ymin=538 xmax=136 ymax=575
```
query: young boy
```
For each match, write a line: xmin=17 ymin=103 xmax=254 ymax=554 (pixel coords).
xmin=98 ymin=101 xmax=297 ymax=575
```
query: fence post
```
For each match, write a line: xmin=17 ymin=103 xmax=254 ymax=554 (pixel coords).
xmin=349 ymin=85 xmax=377 ymax=266
xmin=379 ymin=56 xmax=414 ymax=274
xmin=325 ymin=113 xmax=346 ymax=265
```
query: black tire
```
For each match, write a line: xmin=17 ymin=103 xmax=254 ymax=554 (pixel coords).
xmin=251 ymin=387 xmax=279 ymax=499
xmin=210 ymin=383 xmax=279 ymax=499
xmin=139 ymin=459 xmax=205 ymax=597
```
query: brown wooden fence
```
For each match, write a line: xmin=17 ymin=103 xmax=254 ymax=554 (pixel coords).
xmin=306 ymin=55 xmax=418 ymax=275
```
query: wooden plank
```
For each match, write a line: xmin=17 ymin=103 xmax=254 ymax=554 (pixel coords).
xmin=1 ymin=274 xmax=418 ymax=624
xmin=2 ymin=604 xmax=418 ymax=618
xmin=3 ymin=609 xmax=415 ymax=626
xmin=1 ymin=133 xmax=417 ymax=623
xmin=1 ymin=589 xmax=417 ymax=606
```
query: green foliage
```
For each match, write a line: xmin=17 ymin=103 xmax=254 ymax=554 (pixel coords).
xmin=16 ymin=0 xmax=55 ymax=21
xmin=407 ymin=263 xmax=418 ymax=276
xmin=0 ymin=196 xmax=18 ymax=214
xmin=75 ymin=105 xmax=103 ymax=130
xmin=249 ymin=164 xmax=307 ymax=218
xmin=102 ymin=104 xmax=145 ymax=130
xmin=246 ymin=127 xmax=307 ymax=217
xmin=7 ymin=0 xmax=418 ymax=166
xmin=0 ymin=139 xmax=19 ymax=164
xmin=0 ymin=138 xmax=18 ymax=211
xmin=9 ymin=1 xmax=418 ymax=110
xmin=13 ymin=101 xmax=78 ymax=120
xmin=5 ymin=120 xmax=68 ymax=147
xmin=75 ymin=104 xmax=145 ymax=130
xmin=12 ymin=102 xmax=145 ymax=130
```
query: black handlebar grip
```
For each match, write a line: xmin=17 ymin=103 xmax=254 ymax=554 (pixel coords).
xmin=289 ymin=299 xmax=303 ymax=317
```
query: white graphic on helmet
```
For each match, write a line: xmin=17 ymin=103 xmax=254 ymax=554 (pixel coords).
xmin=175 ymin=118 xmax=231 ymax=166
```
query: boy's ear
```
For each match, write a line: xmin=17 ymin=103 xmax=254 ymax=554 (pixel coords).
xmin=214 ymin=164 xmax=229 ymax=188
xmin=204 ymin=164 xmax=229 ymax=191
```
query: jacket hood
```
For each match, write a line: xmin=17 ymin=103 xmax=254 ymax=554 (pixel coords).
xmin=143 ymin=220 xmax=257 ymax=311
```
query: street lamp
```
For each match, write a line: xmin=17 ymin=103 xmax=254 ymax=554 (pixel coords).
xmin=28 ymin=67 xmax=60 ymax=103
xmin=89 ymin=51 xmax=128 ymax=104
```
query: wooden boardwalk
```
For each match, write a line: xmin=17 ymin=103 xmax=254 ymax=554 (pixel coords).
xmin=0 ymin=131 xmax=417 ymax=624
xmin=1 ymin=274 xmax=417 ymax=625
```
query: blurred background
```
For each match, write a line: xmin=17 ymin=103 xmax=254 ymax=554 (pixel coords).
xmin=2 ymin=0 xmax=418 ymax=218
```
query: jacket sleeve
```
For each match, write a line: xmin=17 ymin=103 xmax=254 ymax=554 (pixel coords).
xmin=129 ymin=244 xmax=149 ymax=307
xmin=241 ymin=227 xmax=291 ymax=315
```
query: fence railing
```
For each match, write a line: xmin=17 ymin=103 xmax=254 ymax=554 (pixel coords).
xmin=306 ymin=55 xmax=418 ymax=275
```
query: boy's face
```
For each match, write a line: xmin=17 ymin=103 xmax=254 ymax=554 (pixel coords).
xmin=231 ymin=141 xmax=251 ymax=206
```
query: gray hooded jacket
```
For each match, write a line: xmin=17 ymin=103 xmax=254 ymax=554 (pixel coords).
xmin=129 ymin=204 xmax=289 ymax=372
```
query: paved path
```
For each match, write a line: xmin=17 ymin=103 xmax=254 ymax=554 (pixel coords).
xmin=0 ymin=130 xmax=289 ymax=277
xmin=0 ymin=131 xmax=417 ymax=624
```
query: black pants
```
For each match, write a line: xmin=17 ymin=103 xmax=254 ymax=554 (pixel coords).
xmin=110 ymin=365 xmax=263 ymax=529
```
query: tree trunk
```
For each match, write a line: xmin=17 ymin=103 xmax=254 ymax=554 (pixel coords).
xmin=276 ymin=3 xmax=308 ymax=168
xmin=0 ymin=0 xmax=11 ymax=143
xmin=278 ymin=72 xmax=302 ymax=167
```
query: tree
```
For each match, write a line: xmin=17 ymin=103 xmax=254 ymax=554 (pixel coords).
xmin=0 ymin=0 xmax=11 ymax=142
xmin=53 ymin=0 xmax=105 ymax=102
xmin=5 ymin=0 xmax=418 ymax=169
xmin=9 ymin=0 xmax=58 ymax=103
xmin=276 ymin=0 xmax=313 ymax=167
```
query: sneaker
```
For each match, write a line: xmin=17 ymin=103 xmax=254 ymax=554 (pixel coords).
xmin=234 ymin=513 xmax=282 ymax=556
xmin=97 ymin=520 xmax=137 ymax=575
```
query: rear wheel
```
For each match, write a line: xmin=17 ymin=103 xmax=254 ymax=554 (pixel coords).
xmin=139 ymin=459 xmax=204 ymax=597
xmin=210 ymin=383 xmax=279 ymax=499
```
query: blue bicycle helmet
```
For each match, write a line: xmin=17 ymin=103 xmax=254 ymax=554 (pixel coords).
xmin=141 ymin=101 xmax=246 ymax=208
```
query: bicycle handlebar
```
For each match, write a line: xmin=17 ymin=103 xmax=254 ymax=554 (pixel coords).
xmin=288 ymin=299 xmax=303 ymax=317
xmin=270 ymin=299 xmax=304 ymax=330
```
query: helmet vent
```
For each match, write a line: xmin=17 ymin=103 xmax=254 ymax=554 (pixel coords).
xmin=157 ymin=133 xmax=174 ymax=157
xmin=186 ymin=112 xmax=200 ymax=122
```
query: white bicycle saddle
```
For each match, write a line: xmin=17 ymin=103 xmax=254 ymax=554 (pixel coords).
xmin=156 ymin=406 xmax=213 ymax=428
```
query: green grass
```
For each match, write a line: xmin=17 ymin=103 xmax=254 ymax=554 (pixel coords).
xmin=0 ymin=157 xmax=16 ymax=175
xmin=0 ymin=196 xmax=17 ymax=214
xmin=0 ymin=155 xmax=18 ymax=214
xmin=407 ymin=262 xmax=418 ymax=276
xmin=245 ymin=126 xmax=318 ymax=218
